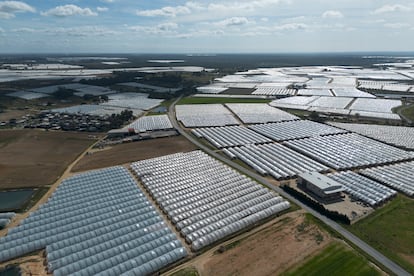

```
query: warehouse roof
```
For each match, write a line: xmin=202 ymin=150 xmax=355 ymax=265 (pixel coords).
xmin=299 ymin=171 xmax=344 ymax=195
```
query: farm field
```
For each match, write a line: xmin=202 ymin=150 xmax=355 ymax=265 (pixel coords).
xmin=173 ymin=212 xmax=334 ymax=276
xmin=283 ymin=242 xmax=381 ymax=276
xmin=177 ymin=97 xmax=271 ymax=105
xmin=0 ymin=130 xmax=98 ymax=189
xmin=72 ymin=136 xmax=197 ymax=172
xmin=400 ymin=104 xmax=414 ymax=122
xmin=348 ymin=195 xmax=414 ymax=274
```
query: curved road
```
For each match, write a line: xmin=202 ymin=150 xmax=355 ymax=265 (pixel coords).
xmin=168 ymin=98 xmax=410 ymax=276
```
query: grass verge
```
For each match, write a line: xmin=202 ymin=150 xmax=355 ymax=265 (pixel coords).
xmin=347 ymin=194 xmax=414 ymax=274
xmin=399 ymin=104 xmax=414 ymax=122
xmin=283 ymin=242 xmax=382 ymax=276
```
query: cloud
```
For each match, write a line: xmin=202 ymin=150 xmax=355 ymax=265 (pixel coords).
xmin=129 ymin=22 xmax=179 ymax=35
xmin=0 ymin=1 xmax=35 ymax=19
xmin=49 ymin=26 xmax=118 ymax=36
xmin=274 ymin=23 xmax=308 ymax=31
xmin=97 ymin=7 xmax=108 ymax=12
xmin=100 ymin=0 xmax=115 ymax=3
xmin=216 ymin=17 xmax=250 ymax=27
xmin=136 ymin=5 xmax=191 ymax=17
xmin=0 ymin=27 xmax=4 ymax=32
xmin=136 ymin=0 xmax=290 ymax=19
xmin=373 ymin=4 xmax=412 ymax=14
xmin=322 ymin=10 xmax=344 ymax=19
xmin=41 ymin=5 xmax=98 ymax=17
xmin=11 ymin=27 xmax=38 ymax=33
xmin=384 ymin=22 xmax=410 ymax=29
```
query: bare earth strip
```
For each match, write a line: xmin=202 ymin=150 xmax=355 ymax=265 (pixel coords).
xmin=72 ymin=136 xmax=197 ymax=172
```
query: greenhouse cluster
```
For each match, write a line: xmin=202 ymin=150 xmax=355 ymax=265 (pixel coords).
xmin=249 ymin=120 xmax=348 ymax=141
xmin=329 ymin=122 xmax=414 ymax=150
xmin=285 ymin=133 xmax=414 ymax=170
xmin=361 ymin=161 xmax=414 ymax=197
xmin=0 ymin=167 xmax=187 ymax=275
xmin=50 ymin=104 xmax=143 ymax=116
xmin=225 ymin=103 xmax=299 ymax=124
xmin=7 ymin=91 xmax=49 ymax=100
xmin=131 ymin=151 xmax=290 ymax=251
xmin=192 ymin=126 xmax=272 ymax=148
xmin=251 ymin=87 xmax=296 ymax=96
xmin=331 ymin=88 xmax=374 ymax=98
xmin=348 ymin=98 xmax=402 ymax=113
xmin=270 ymin=96 xmax=402 ymax=121
xmin=297 ymin=89 xmax=333 ymax=96
xmin=176 ymin=104 xmax=239 ymax=127
xmin=125 ymin=114 xmax=173 ymax=133
xmin=227 ymin=143 xmax=329 ymax=179
xmin=327 ymin=171 xmax=397 ymax=206
xmin=101 ymin=93 xmax=163 ymax=111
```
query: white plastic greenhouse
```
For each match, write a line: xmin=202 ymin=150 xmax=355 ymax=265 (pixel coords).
xmin=130 ymin=151 xmax=290 ymax=251
xmin=227 ymin=143 xmax=329 ymax=179
xmin=360 ymin=161 xmax=414 ymax=197
xmin=193 ymin=126 xmax=272 ymax=148
xmin=285 ymin=133 xmax=414 ymax=170
xmin=249 ymin=120 xmax=348 ymax=141
xmin=0 ymin=166 xmax=187 ymax=275
xmin=327 ymin=171 xmax=397 ymax=206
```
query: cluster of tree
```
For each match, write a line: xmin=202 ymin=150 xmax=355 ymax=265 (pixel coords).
xmin=52 ymin=88 xmax=75 ymax=100
xmin=282 ymin=185 xmax=351 ymax=225
xmin=107 ymin=110 xmax=134 ymax=129
xmin=82 ymin=94 xmax=108 ymax=102
xmin=80 ymin=72 xmax=142 ymax=86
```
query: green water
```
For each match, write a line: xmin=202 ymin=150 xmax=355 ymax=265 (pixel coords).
xmin=0 ymin=266 xmax=20 ymax=276
xmin=0 ymin=189 xmax=34 ymax=211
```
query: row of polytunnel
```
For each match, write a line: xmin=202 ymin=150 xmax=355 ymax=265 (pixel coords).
xmin=249 ymin=120 xmax=348 ymax=142
xmin=131 ymin=151 xmax=290 ymax=251
xmin=329 ymin=122 xmax=414 ymax=150
xmin=285 ymin=133 xmax=414 ymax=170
xmin=360 ymin=161 xmax=414 ymax=197
xmin=226 ymin=144 xmax=329 ymax=179
xmin=0 ymin=212 xmax=15 ymax=228
xmin=192 ymin=126 xmax=272 ymax=148
xmin=327 ymin=171 xmax=397 ymax=206
xmin=176 ymin=104 xmax=239 ymax=127
xmin=0 ymin=166 xmax=187 ymax=275
xmin=225 ymin=103 xmax=299 ymax=124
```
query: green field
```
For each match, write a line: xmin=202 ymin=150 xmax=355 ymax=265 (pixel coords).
xmin=177 ymin=97 xmax=271 ymax=105
xmin=284 ymin=242 xmax=381 ymax=276
xmin=400 ymin=104 xmax=414 ymax=122
xmin=348 ymin=194 xmax=414 ymax=273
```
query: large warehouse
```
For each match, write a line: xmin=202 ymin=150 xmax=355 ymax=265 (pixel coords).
xmin=298 ymin=172 xmax=344 ymax=203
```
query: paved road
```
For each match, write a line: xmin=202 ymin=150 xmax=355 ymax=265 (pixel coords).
xmin=168 ymin=98 xmax=411 ymax=276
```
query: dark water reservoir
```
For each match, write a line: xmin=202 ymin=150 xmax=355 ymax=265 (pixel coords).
xmin=0 ymin=189 xmax=34 ymax=211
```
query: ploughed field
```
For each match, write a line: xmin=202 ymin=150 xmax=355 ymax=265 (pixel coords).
xmin=0 ymin=129 xmax=97 ymax=189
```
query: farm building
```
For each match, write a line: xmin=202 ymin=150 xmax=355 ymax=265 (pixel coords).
xmin=298 ymin=172 xmax=344 ymax=203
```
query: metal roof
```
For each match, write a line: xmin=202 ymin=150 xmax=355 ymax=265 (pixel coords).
xmin=299 ymin=171 xmax=344 ymax=195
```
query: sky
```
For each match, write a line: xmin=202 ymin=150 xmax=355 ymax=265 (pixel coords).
xmin=0 ymin=0 xmax=413 ymax=53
